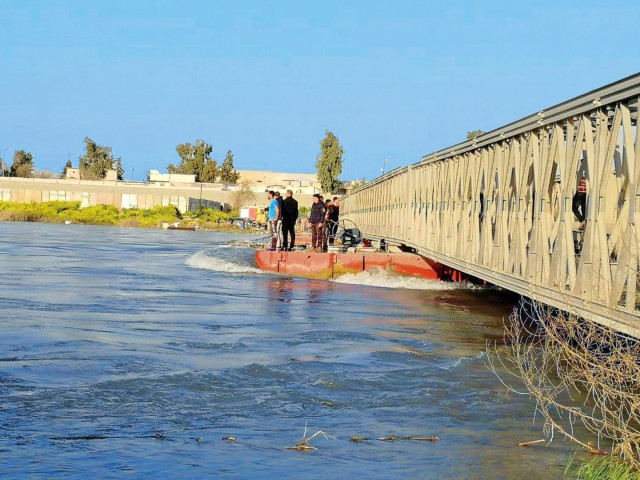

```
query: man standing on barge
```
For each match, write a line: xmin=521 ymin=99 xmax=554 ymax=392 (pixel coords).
xmin=281 ymin=189 xmax=298 ymax=251
xmin=266 ymin=190 xmax=280 ymax=250
xmin=309 ymin=194 xmax=327 ymax=253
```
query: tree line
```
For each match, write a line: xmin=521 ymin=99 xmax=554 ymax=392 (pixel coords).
xmin=2 ymin=132 xmax=348 ymax=193
xmin=1 ymin=137 xmax=240 ymax=183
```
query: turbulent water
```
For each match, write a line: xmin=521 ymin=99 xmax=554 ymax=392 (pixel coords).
xmin=0 ymin=223 xmax=581 ymax=479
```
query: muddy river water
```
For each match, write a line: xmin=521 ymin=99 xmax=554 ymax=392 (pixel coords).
xmin=0 ymin=223 xmax=584 ymax=478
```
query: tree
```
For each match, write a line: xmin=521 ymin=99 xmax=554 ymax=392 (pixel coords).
xmin=79 ymin=137 xmax=123 ymax=180
xmin=168 ymin=140 xmax=216 ymax=182
xmin=350 ymin=178 xmax=367 ymax=190
xmin=10 ymin=150 xmax=34 ymax=178
xmin=201 ymin=159 xmax=219 ymax=183
xmin=466 ymin=130 xmax=485 ymax=141
xmin=316 ymin=131 xmax=343 ymax=194
xmin=219 ymin=150 xmax=240 ymax=184
xmin=231 ymin=180 xmax=257 ymax=210
xmin=34 ymin=169 xmax=54 ymax=179
xmin=62 ymin=159 xmax=73 ymax=176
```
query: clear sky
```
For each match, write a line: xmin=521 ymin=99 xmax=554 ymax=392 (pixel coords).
xmin=0 ymin=1 xmax=638 ymax=181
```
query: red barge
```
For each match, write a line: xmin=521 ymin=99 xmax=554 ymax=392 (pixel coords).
xmin=255 ymin=249 xmax=444 ymax=280
xmin=252 ymin=220 xmax=467 ymax=282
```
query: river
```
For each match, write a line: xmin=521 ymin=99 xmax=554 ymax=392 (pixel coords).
xmin=0 ymin=223 xmax=581 ymax=479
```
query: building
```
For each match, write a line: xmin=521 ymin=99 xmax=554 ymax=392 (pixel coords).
xmin=148 ymin=170 xmax=197 ymax=185
xmin=65 ymin=168 xmax=81 ymax=179
xmin=65 ymin=168 xmax=118 ymax=181
xmin=236 ymin=169 xmax=321 ymax=195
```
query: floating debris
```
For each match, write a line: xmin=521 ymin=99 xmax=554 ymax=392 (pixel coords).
xmin=285 ymin=423 xmax=331 ymax=452
xmin=350 ymin=436 xmax=367 ymax=442
xmin=516 ymin=439 xmax=546 ymax=447
xmin=221 ymin=436 xmax=237 ymax=442
xmin=587 ymin=442 xmax=607 ymax=455
xmin=403 ymin=436 xmax=439 ymax=442
xmin=286 ymin=443 xmax=317 ymax=451
xmin=377 ymin=434 xmax=439 ymax=442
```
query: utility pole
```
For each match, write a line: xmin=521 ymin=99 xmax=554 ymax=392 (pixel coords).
xmin=381 ymin=157 xmax=389 ymax=175
xmin=1 ymin=148 xmax=7 ymax=176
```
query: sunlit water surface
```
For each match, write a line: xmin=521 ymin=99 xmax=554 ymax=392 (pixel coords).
xmin=0 ymin=223 xmax=581 ymax=479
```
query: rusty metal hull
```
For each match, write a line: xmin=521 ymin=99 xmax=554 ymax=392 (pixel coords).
xmin=254 ymin=250 xmax=443 ymax=280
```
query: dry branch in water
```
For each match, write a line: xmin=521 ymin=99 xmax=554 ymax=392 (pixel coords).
xmin=488 ymin=299 xmax=640 ymax=468
xmin=285 ymin=423 xmax=331 ymax=451
xmin=375 ymin=434 xmax=439 ymax=442
xmin=515 ymin=439 xmax=546 ymax=447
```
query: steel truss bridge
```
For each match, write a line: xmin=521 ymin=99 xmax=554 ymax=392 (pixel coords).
xmin=341 ymin=73 xmax=640 ymax=337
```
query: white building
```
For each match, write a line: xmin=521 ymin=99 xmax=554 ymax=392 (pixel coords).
xmin=236 ymin=169 xmax=321 ymax=194
xmin=148 ymin=170 xmax=197 ymax=185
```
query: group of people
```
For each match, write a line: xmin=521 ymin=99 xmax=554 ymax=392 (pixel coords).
xmin=266 ymin=190 xmax=299 ymax=251
xmin=265 ymin=190 xmax=340 ymax=252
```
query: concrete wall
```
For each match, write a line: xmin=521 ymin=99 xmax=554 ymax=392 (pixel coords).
xmin=0 ymin=177 xmax=315 ymax=213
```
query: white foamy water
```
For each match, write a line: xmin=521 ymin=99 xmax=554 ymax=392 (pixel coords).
xmin=187 ymin=249 xmax=471 ymax=290
xmin=186 ymin=249 xmax=265 ymax=275
xmin=332 ymin=268 xmax=458 ymax=290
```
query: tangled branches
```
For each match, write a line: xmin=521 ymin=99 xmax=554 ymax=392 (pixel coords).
xmin=488 ymin=299 xmax=640 ymax=467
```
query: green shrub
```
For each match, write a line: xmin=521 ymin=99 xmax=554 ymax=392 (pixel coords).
xmin=187 ymin=208 xmax=232 ymax=223
xmin=66 ymin=204 xmax=120 ymax=225
xmin=144 ymin=205 xmax=182 ymax=219
xmin=0 ymin=200 xmax=245 ymax=231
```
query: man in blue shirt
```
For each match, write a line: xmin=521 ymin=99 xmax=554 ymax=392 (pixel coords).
xmin=266 ymin=190 xmax=280 ymax=250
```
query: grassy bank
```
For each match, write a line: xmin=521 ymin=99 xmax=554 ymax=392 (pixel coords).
xmin=0 ymin=201 xmax=243 ymax=231
xmin=566 ymin=456 xmax=640 ymax=480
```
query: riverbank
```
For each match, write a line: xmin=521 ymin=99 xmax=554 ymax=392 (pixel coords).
xmin=0 ymin=200 xmax=248 ymax=232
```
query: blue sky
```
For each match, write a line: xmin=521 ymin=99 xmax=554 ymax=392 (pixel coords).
xmin=0 ymin=1 xmax=638 ymax=181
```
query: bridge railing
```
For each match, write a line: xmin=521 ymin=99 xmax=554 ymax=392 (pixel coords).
xmin=341 ymin=73 xmax=640 ymax=336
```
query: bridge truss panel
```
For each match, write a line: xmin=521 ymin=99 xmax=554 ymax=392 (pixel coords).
xmin=341 ymin=74 xmax=640 ymax=336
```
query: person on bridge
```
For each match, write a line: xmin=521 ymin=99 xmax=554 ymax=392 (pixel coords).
xmin=572 ymin=174 xmax=588 ymax=226
xmin=281 ymin=189 xmax=299 ymax=251
xmin=309 ymin=194 xmax=327 ymax=253
xmin=266 ymin=190 xmax=280 ymax=250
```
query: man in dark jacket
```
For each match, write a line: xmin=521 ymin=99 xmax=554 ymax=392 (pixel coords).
xmin=309 ymin=194 xmax=327 ymax=253
xmin=281 ymin=189 xmax=299 ymax=251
